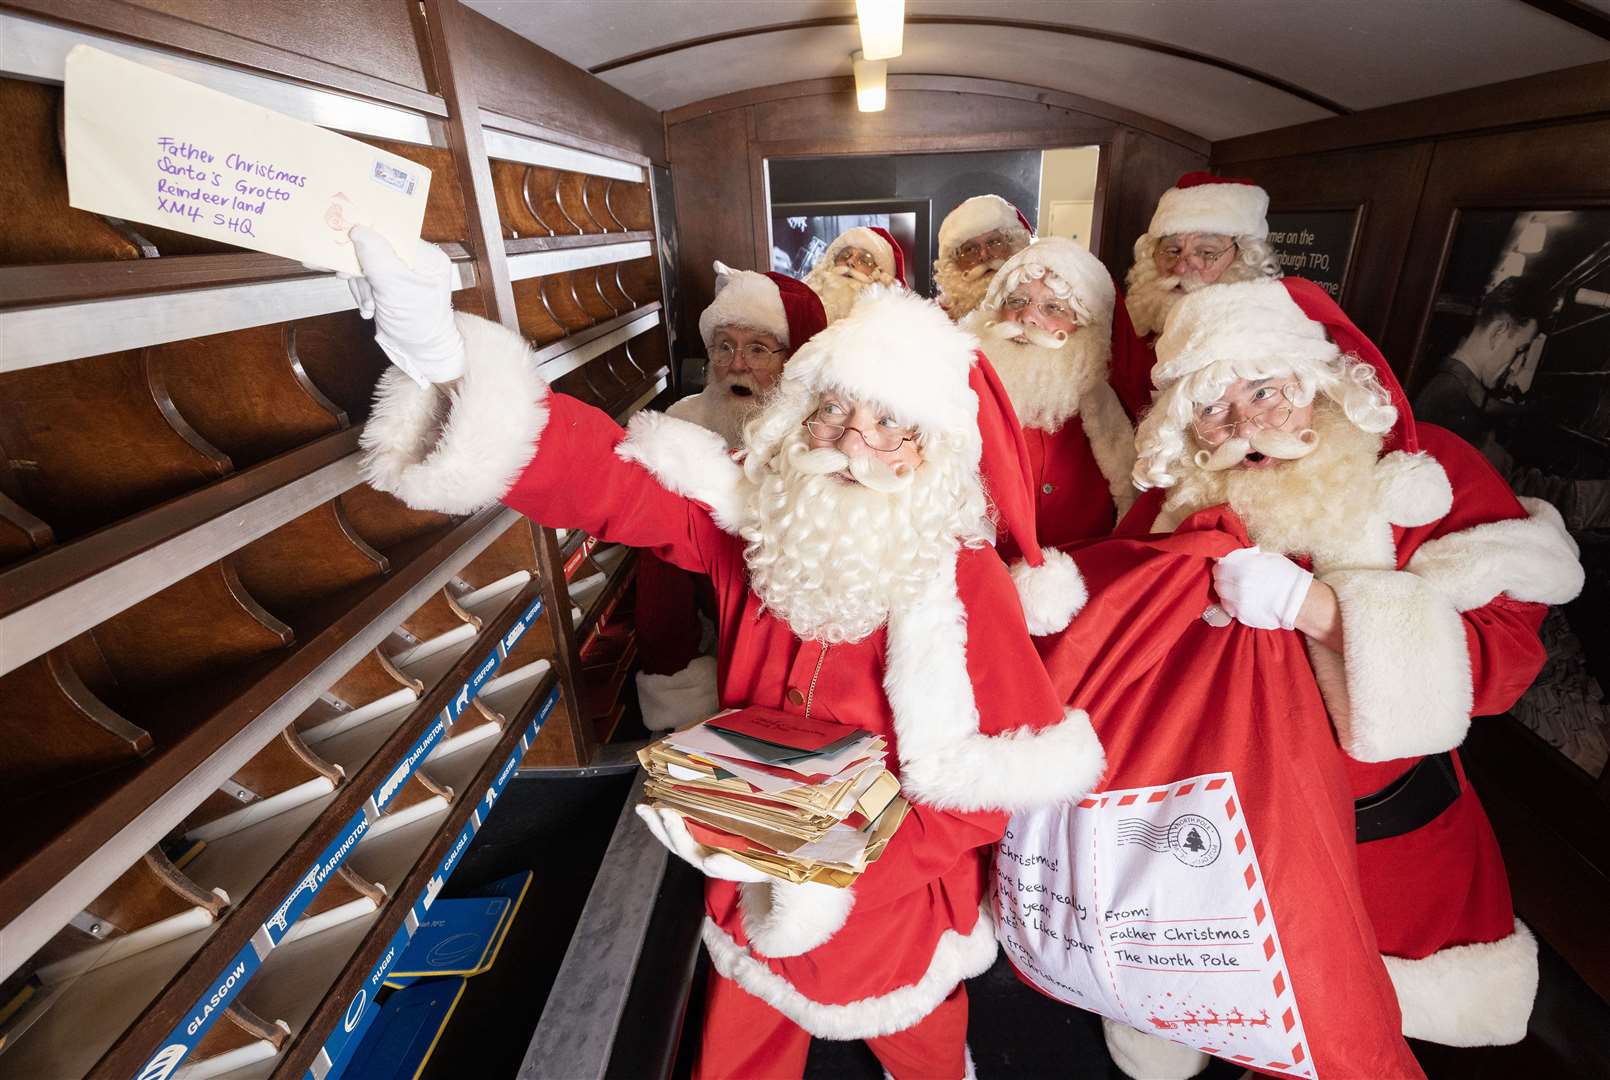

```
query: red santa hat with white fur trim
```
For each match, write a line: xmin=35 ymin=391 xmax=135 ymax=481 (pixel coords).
xmin=938 ymin=194 xmax=1033 ymax=260
xmin=1148 ymin=171 xmax=1270 ymax=241
xmin=757 ymin=288 xmax=1085 ymax=633
xmin=1150 ymin=277 xmax=1414 ymax=450
xmin=820 ymin=225 xmax=906 ymax=286
xmin=697 ymin=261 xmax=828 ymax=353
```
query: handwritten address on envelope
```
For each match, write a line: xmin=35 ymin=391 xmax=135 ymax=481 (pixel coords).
xmin=64 ymin=45 xmax=430 ymax=274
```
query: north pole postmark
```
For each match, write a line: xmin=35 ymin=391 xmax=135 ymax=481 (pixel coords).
xmin=1167 ymin=814 xmax=1221 ymax=867
xmin=1117 ymin=813 xmax=1222 ymax=868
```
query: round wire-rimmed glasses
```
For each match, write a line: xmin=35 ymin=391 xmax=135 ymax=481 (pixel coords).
xmin=956 ymin=234 xmax=1018 ymax=264
xmin=1002 ymin=294 xmax=1077 ymax=323
xmin=833 ymin=247 xmax=880 ymax=273
xmin=1156 ymin=239 xmax=1238 ymax=269
xmin=802 ymin=416 xmax=917 ymax=453
xmin=711 ymin=340 xmax=785 ymax=367
xmin=1191 ymin=382 xmax=1301 ymax=445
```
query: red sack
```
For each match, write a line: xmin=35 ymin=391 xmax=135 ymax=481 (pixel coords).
xmin=996 ymin=509 xmax=1423 ymax=1079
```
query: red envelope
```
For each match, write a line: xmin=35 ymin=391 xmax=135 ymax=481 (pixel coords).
xmin=707 ymin=706 xmax=863 ymax=752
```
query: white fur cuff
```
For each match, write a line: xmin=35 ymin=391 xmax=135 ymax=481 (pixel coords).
xmin=360 ymin=312 xmax=549 ymax=514
xmin=1312 ymin=569 xmax=1473 ymax=762
xmin=901 ymin=707 xmax=1106 ymax=813
xmin=739 ymin=879 xmax=855 ymax=958
xmin=701 ymin=909 xmax=998 ymax=1039
xmin=1407 ymin=497 xmax=1584 ymax=612
xmin=1010 ymin=547 xmax=1088 ymax=635
xmin=1385 ymin=921 xmax=1538 ymax=1046
xmin=615 ymin=410 xmax=747 ymax=534
xmin=635 ymin=655 xmax=719 ymax=733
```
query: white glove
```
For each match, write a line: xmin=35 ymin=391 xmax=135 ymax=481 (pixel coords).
xmin=1212 ymin=546 xmax=1313 ymax=631
xmin=635 ymin=804 xmax=770 ymax=883
xmin=344 ymin=225 xmax=466 ymax=387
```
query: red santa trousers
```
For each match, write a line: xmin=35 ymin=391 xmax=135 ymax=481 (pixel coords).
xmin=694 ymin=974 xmax=970 ymax=1080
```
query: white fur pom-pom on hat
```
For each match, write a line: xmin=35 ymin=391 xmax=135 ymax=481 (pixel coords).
xmin=1148 ymin=171 xmax=1270 ymax=241
xmin=1010 ymin=547 xmax=1088 ymax=636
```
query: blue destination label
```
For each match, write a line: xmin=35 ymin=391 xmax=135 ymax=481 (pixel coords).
xmin=136 ymin=602 xmax=552 ymax=1080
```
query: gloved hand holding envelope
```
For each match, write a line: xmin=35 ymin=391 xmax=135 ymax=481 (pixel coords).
xmin=64 ymin=45 xmax=430 ymax=275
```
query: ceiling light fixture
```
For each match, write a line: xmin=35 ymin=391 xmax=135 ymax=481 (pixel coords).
xmin=856 ymin=0 xmax=905 ymax=60
xmin=852 ymin=50 xmax=886 ymax=112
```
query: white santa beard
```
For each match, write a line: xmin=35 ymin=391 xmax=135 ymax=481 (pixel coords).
xmin=933 ymin=259 xmax=995 ymax=319
xmin=804 ymin=266 xmax=876 ymax=322
xmin=1160 ymin=403 xmax=1384 ymax=563
xmin=974 ymin=325 xmax=1111 ymax=433
xmin=703 ymin=372 xmax=766 ymax=445
xmin=740 ymin=437 xmax=960 ymax=645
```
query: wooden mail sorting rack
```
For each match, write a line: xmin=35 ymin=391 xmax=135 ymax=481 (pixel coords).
xmin=0 ymin=3 xmax=673 ymax=1076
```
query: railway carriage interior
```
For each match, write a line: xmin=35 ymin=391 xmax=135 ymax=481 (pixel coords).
xmin=0 ymin=1 xmax=1607 ymax=1077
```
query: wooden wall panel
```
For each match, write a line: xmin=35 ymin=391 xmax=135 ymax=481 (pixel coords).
xmin=666 ymin=108 xmax=756 ymax=356
xmin=460 ymin=7 xmax=665 ymax=162
xmin=750 ymin=88 xmax=1113 ymax=146
xmin=11 ymin=0 xmax=438 ymax=107
xmin=1227 ymin=143 xmax=1433 ymax=346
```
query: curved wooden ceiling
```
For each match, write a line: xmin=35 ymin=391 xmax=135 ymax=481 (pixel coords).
xmin=467 ymin=0 xmax=1610 ymax=141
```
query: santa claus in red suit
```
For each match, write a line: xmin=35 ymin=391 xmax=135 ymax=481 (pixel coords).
xmin=962 ymin=237 xmax=1136 ymax=560
xmin=1110 ymin=172 xmax=1283 ymax=419
xmin=634 ymin=263 xmax=828 ymax=732
xmin=343 ymin=226 xmax=1104 ymax=1079
xmin=803 ymin=225 xmax=906 ymax=323
xmin=933 ymin=194 xmax=1033 ymax=322
xmin=1102 ymin=277 xmax=1583 ymax=1078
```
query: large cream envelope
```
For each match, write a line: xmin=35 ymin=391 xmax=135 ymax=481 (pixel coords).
xmin=64 ymin=45 xmax=430 ymax=274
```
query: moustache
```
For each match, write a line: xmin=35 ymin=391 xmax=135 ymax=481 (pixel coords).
xmin=786 ymin=444 xmax=913 ymax=493
xmin=1153 ymin=272 xmax=1213 ymax=295
xmin=830 ymin=265 xmax=875 ymax=284
xmin=984 ymin=319 xmax=1068 ymax=349
xmin=960 ymin=260 xmax=1005 ymax=281
xmin=1193 ymin=427 xmax=1320 ymax=471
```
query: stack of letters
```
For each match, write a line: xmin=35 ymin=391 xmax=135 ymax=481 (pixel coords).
xmin=639 ymin=707 xmax=908 ymax=886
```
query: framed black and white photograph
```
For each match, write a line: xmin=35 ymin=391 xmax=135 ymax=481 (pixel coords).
xmin=1410 ymin=204 xmax=1610 ymax=780
xmin=769 ymin=198 xmax=931 ymax=294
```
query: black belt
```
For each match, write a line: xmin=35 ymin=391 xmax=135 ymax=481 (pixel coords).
xmin=1354 ymin=751 xmax=1462 ymax=843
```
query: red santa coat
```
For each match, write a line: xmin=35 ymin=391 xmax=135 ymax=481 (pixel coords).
xmin=1014 ymin=402 xmax=1136 ymax=554
xmin=1109 ymin=287 xmax=1157 ymax=421
xmin=1113 ymin=423 xmax=1582 ymax=1046
xmin=362 ymin=312 xmax=1105 ymax=1039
